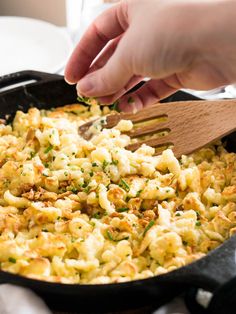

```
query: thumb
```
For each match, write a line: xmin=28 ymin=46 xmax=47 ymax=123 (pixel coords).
xmin=77 ymin=34 xmax=133 ymax=98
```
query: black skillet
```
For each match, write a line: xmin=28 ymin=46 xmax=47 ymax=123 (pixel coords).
xmin=0 ymin=70 xmax=236 ymax=313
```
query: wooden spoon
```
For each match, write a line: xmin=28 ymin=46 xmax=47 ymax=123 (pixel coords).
xmin=79 ymin=100 xmax=236 ymax=158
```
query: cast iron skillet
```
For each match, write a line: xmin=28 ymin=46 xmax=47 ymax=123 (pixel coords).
xmin=0 ymin=71 xmax=236 ymax=313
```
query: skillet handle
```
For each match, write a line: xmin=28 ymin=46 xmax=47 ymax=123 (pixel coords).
xmin=185 ymin=276 xmax=236 ymax=314
xmin=0 ymin=71 xmax=62 ymax=90
xmin=166 ymin=235 xmax=236 ymax=291
xmin=168 ymin=236 xmax=236 ymax=313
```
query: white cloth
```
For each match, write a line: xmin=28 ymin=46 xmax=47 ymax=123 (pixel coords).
xmin=0 ymin=284 xmax=51 ymax=314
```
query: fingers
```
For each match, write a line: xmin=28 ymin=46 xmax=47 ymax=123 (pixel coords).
xmin=64 ymin=2 xmax=129 ymax=84
xmin=87 ymin=36 xmax=122 ymax=75
xmin=96 ymin=75 xmax=143 ymax=104
xmin=76 ymin=32 xmax=134 ymax=97
xmin=118 ymin=76 xmax=182 ymax=112
xmin=81 ymin=37 xmax=143 ymax=103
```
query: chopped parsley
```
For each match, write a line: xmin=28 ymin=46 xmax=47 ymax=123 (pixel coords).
xmin=175 ymin=212 xmax=181 ymax=217
xmin=136 ymin=189 xmax=143 ymax=197
xmin=110 ymin=100 xmax=120 ymax=112
xmin=92 ymin=162 xmax=98 ymax=167
xmin=70 ymin=187 xmax=78 ymax=194
xmin=100 ymin=118 xmax=106 ymax=125
xmin=44 ymin=144 xmax=53 ymax=154
xmin=102 ymin=160 xmax=109 ymax=170
xmin=82 ymin=182 xmax=88 ymax=188
xmin=77 ymin=95 xmax=90 ymax=104
xmin=111 ymin=160 xmax=119 ymax=166
xmin=106 ymin=230 xmax=129 ymax=242
xmin=117 ymin=207 xmax=129 ymax=213
xmin=30 ymin=151 xmax=36 ymax=159
xmin=84 ymin=186 xmax=91 ymax=194
xmin=8 ymin=257 xmax=16 ymax=263
xmin=143 ymin=220 xmax=155 ymax=236
xmin=93 ymin=212 xmax=101 ymax=219
xmin=119 ymin=179 xmax=130 ymax=192
xmin=196 ymin=221 xmax=201 ymax=227
xmin=106 ymin=230 xmax=114 ymax=241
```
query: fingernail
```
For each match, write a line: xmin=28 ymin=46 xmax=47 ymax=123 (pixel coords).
xmin=64 ymin=77 xmax=75 ymax=85
xmin=77 ymin=77 xmax=94 ymax=94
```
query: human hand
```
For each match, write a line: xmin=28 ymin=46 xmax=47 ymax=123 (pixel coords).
xmin=65 ymin=0 xmax=236 ymax=112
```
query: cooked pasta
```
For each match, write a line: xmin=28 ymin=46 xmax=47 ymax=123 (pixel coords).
xmin=0 ymin=102 xmax=235 ymax=284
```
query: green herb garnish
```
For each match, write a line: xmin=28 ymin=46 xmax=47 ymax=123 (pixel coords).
xmin=110 ymin=100 xmax=120 ymax=112
xmin=82 ymin=182 xmax=88 ymax=188
xmin=77 ymin=95 xmax=90 ymax=104
xmin=102 ymin=160 xmax=109 ymax=170
xmin=44 ymin=144 xmax=53 ymax=154
xmin=106 ymin=230 xmax=114 ymax=241
xmin=8 ymin=257 xmax=16 ymax=263
xmin=93 ymin=212 xmax=101 ymax=219
xmin=117 ymin=207 xmax=129 ymax=213
xmin=84 ymin=186 xmax=91 ymax=194
xmin=143 ymin=220 xmax=155 ymax=236
xmin=92 ymin=162 xmax=98 ymax=167
xmin=71 ymin=187 xmax=78 ymax=194
xmin=136 ymin=189 xmax=143 ymax=197
xmin=196 ymin=221 xmax=201 ymax=227
xmin=119 ymin=179 xmax=130 ymax=192
xmin=111 ymin=160 xmax=119 ymax=166
xmin=100 ymin=118 xmax=106 ymax=125
xmin=30 ymin=151 xmax=36 ymax=159
xmin=106 ymin=230 xmax=129 ymax=242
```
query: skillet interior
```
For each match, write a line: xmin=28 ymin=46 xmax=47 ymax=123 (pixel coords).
xmin=0 ymin=71 xmax=236 ymax=313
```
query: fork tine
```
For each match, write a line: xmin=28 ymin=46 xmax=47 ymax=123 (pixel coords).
xmin=126 ymin=133 xmax=174 ymax=151
xmin=79 ymin=104 xmax=168 ymax=134
xmin=128 ymin=121 xmax=170 ymax=138
xmin=119 ymin=103 xmax=167 ymax=123
xmin=78 ymin=118 xmax=98 ymax=134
